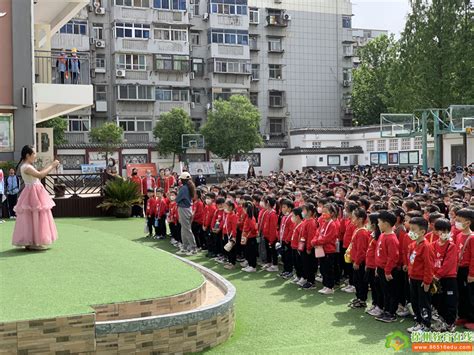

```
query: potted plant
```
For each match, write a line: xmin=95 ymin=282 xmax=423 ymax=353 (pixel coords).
xmin=97 ymin=178 xmax=141 ymax=218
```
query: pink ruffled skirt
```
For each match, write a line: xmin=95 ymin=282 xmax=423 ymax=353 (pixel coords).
xmin=11 ymin=183 xmax=58 ymax=247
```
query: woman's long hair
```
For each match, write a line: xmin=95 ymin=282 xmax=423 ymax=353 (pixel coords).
xmin=15 ymin=145 xmax=34 ymax=171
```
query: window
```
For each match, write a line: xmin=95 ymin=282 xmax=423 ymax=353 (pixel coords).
xmin=190 ymin=32 xmax=200 ymax=45
xmin=312 ymin=141 xmax=321 ymax=148
xmin=319 ymin=157 xmax=324 ymax=162
xmin=96 ymin=54 xmax=106 ymax=69
xmin=249 ymin=7 xmax=259 ymax=24
xmin=191 ymin=89 xmax=202 ymax=104
xmin=268 ymin=37 xmax=283 ymax=52
xmin=269 ymin=118 xmax=283 ymax=135
xmin=269 ymin=91 xmax=284 ymax=107
xmin=213 ymin=59 xmax=250 ymax=74
xmin=377 ymin=139 xmax=386 ymax=151
xmin=414 ymin=136 xmax=422 ymax=150
xmin=115 ymin=23 xmax=150 ymax=39
xmin=401 ymin=138 xmax=411 ymax=150
xmin=153 ymin=0 xmax=186 ymax=10
xmin=366 ymin=140 xmax=374 ymax=152
xmin=343 ymin=44 xmax=353 ymax=56
xmin=155 ymin=54 xmax=190 ymax=72
xmin=249 ymin=35 xmax=258 ymax=50
xmin=66 ymin=116 xmax=90 ymax=132
xmin=342 ymin=15 xmax=352 ymax=28
xmin=341 ymin=141 xmax=350 ymax=148
xmin=343 ymin=68 xmax=352 ymax=82
xmin=389 ymin=138 xmax=399 ymax=151
xmin=250 ymin=92 xmax=258 ymax=106
xmin=251 ymin=64 xmax=259 ymax=80
xmin=192 ymin=118 xmax=202 ymax=131
xmin=95 ymin=85 xmax=107 ymax=101
xmin=60 ymin=20 xmax=87 ymax=35
xmin=115 ymin=0 xmax=150 ymax=7
xmin=269 ymin=64 xmax=282 ymax=79
xmin=192 ymin=58 xmax=204 ymax=76
xmin=93 ymin=24 xmax=104 ymax=40
xmin=118 ymin=118 xmax=153 ymax=132
xmin=210 ymin=0 xmax=247 ymax=15
xmin=117 ymin=85 xmax=154 ymax=100
xmin=209 ymin=29 xmax=249 ymax=45
xmin=155 ymin=88 xmax=189 ymax=102
xmin=193 ymin=0 xmax=200 ymax=15
xmin=116 ymin=54 xmax=147 ymax=71
xmin=154 ymin=27 xmax=187 ymax=41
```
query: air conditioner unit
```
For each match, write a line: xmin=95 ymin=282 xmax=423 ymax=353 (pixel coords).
xmin=203 ymin=13 xmax=209 ymax=20
xmin=88 ymin=4 xmax=94 ymax=12
xmin=343 ymin=80 xmax=350 ymax=87
xmin=116 ymin=69 xmax=126 ymax=77
xmin=284 ymin=14 xmax=291 ymax=21
xmin=263 ymin=134 xmax=270 ymax=141
xmin=206 ymin=103 xmax=211 ymax=110
xmin=95 ymin=7 xmax=106 ymax=15
xmin=95 ymin=40 xmax=106 ymax=48
xmin=190 ymin=72 xmax=195 ymax=80
xmin=89 ymin=37 xmax=96 ymax=45
xmin=190 ymin=0 xmax=194 ymax=3
xmin=191 ymin=102 xmax=195 ymax=109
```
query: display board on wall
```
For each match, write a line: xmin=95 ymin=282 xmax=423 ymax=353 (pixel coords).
xmin=0 ymin=114 xmax=14 ymax=152
xmin=126 ymin=163 xmax=157 ymax=178
xmin=221 ymin=161 xmax=250 ymax=175
xmin=88 ymin=151 xmax=119 ymax=166
xmin=188 ymin=162 xmax=217 ymax=175
xmin=327 ymin=155 xmax=341 ymax=166
xmin=81 ymin=163 xmax=106 ymax=173
xmin=388 ymin=153 xmax=399 ymax=165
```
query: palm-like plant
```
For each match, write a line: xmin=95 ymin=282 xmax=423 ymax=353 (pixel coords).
xmin=98 ymin=179 xmax=142 ymax=215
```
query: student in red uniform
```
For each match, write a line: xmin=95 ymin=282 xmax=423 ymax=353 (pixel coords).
xmin=431 ymin=218 xmax=458 ymax=333
xmin=145 ymin=188 xmax=158 ymax=238
xmin=298 ymin=203 xmax=317 ymax=289
xmin=154 ymin=188 xmax=168 ymax=239
xmin=262 ymin=197 xmax=279 ymax=272
xmin=203 ymin=193 xmax=217 ymax=257
xmin=142 ymin=170 xmax=156 ymax=210
xmin=290 ymin=207 xmax=305 ymax=284
xmin=192 ymin=190 xmax=205 ymax=250
xmin=375 ymin=210 xmax=400 ymax=323
xmin=234 ymin=192 xmax=246 ymax=262
xmin=450 ymin=205 xmax=464 ymax=240
xmin=168 ymin=190 xmax=181 ymax=247
xmin=425 ymin=212 xmax=444 ymax=244
xmin=279 ymin=199 xmax=295 ymax=279
xmin=223 ymin=201 xmax=238 ymax=269
xmin=129 ymin=168 xmax=143 ymax=217
xmin=455 ymin=208 xmax=474 ymax=329
xmin=348 ymin=208 xmax=370 ymax=308
xmin=341 ymin=202 xmax=359 ymax=293
xmin=393 ymin=208 xmax=411 ymax=317
xmin=257 ymin=197 xmax=269 ymax=265
xmin=406 ymin=217 xmax=435 ymax=332
xmin=241 ymin=201 xmax=259 ymax=272
xmin=366 ymin=213 xmax=385 ymax=317
xmin=313 ymin=203 xmax=339 ymax=295
xmin=211 ymin=197 xmax=226 ymax=261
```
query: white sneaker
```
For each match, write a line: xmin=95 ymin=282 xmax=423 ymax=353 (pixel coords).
xmin=406 ymin=303 xmax=415 ymax=316
xmin=367 ymin=306 xmax=383 ymax=317
xmin=291 ymin=275 xmax=300 ymax=283
xmin=365 ymin=305 xmax=376 ymax=314
xmin=186 ymin=250 xmax=197 ymax=256
xmin=242 ymin=266 xmax=257 ymax=273
xmin=396 ymin=306 xmax=410 ymax=317
xmin=0 ymin=220 xmax=4 ymax=224
xmin=267 ymin=265 xmax=279 ymax=272
xmin=176 ymin=249 xmax=186 ymax=255
xmin=262 ymin=263 xmax=272 ymax=269
xmin=315 ymin=276 xmax=323 ymax=283
xmin=342 ymin=285 xmax=356 ymax=293
xmin=297 ymin=278 xmax=307 ymax=286
xmin=320 ymin=287 xmax=335 ymax=295
xmin=407 ymin=323 xmax=423 ymax=333
xmin=240 ymin=261 xmax=249 ymax=268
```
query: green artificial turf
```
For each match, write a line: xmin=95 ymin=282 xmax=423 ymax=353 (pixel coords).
xmin=0 ymin=218 xmax=203 ymax=323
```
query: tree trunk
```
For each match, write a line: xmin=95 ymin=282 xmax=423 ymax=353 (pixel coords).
xmin=105 ymin=150 xmax=109 ymax=168
xmin=171 ymin=152 xmax=176 ymax=170
xmin=227 ymin=155 xmax=232 ymax=177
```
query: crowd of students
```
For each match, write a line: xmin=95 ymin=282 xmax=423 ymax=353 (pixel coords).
xmin=140 ymin=164 xmax=474 ymax=333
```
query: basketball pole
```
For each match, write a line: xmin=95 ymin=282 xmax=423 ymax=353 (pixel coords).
xmin=421 ymin=111 xmax=428 ymax=174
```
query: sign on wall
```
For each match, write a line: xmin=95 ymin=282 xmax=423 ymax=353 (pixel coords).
xmin=88 ymin=151 xmax=119 ymax=167
xmin=188 ymin=162 xmax=217 ymax=175
xmin=0 ymin=114 xmax=14 ymax=152
xmin=126 ymin=163 xmax=157 ymax=178
xmin=221 ymin=161 xmax=250 ymax=175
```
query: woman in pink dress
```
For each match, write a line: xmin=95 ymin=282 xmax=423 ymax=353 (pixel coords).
xmin=12 ymin=145 xmax=60 ymax=250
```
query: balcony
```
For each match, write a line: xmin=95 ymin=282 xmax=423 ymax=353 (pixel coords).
xmin=34 ymin=50 xmax=93 ymax=124
xmin=209 ymin=59 xmax=251 ymax=75
xmin=124 ymin=132 xmax=153 ymax=144
xmin=65 ymin=132 xmax=89 ymax=144
xmin=266 ymin=15 xmax=289 ymax=27
xmin=51 ymin=33 xmax=90 ymax=52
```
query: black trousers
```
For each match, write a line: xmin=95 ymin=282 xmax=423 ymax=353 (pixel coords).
xmin=265 ymin=239 xmax=278 ymax=265
xmin=170 ymin=222 xmax=181 ymax=243
xmin=282 ymin=242 xmax=294 ymax=273
xmin=131 ymin=204 xmax=143 ymax=217
xmin=457 ymin=267 xmax=474 ymax=322
xmin=410 ymin=278 xmax=432 ymax=327
xmin=293 ymin=249 xmax=303 ymax=278
xmin=147 ymin=216 xmax=158 ymax=236
xmin=235 ymin=229 xmax=242 ymax=258
xmin=192 ymin=222 xmax=203 ymax=248
xmin=303 ymin=250 xmax=317 ymax=283
xmin=320 ymin=253 xmax=336 ymax=289
xmin=245 ymin=238 xmax=258 ymax=268
xmin=156 ymin=215 xmax=166 ymax=237
xmin=223 ymin=235 xmax=236 ymax=264
xmin=397 ymin=270 xmax=410 ymax=307
xmin=432 ymin=277 xmax=458 ymax=326
xmin=377 ymin=267 xmax=399 ymax=316
xmin=7 ymin=194 xmax=17 ymax=217
xmin=365 ymin=267 xmax=383 ymax=308
xmin=353 ymin=262 xmax=368 ymax=301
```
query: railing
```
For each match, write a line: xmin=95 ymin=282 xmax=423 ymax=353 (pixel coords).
xmin=124 ymin=132 xmax=152 ymax=143
xmin=65 ymin=132 xmax=89 ymax=144
xmin=42 ymin=173 xmax=105 ymax=197
xmin=34 ymin=50 xmax=91 ymax=85
xmin=266 ymin=15 xmax=289 ymax=27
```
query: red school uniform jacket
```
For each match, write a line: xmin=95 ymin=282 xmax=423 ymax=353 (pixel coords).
xmin=146 ymin=197 xmax=158 ymax=217
xmin=365 ymin=237 xmax=377 ymax=269
xmin=222 ymin=211 xmax=238 ymax=238
xmin=141 ymin=177 xmax=156 ymax=194
xmin=433 ymin=240 xmax=458 ymax=279
xmin=130 ymin=176 xmax=142 ymax=193
xmin=350 ymin=228 xmax=370 ymax=266
xmin=312 ymin=219 xmax=338 ymax=254
xmin=280 ymin=214 xmax=295 ymax=244
xmin=425 ymin=231 xmax=440 ymax=244
xmin=375 ymin=232 xmax=400 ymax=276
xmin=257 ymin=208 xmax=269 ymax=233
xmin=343 ymin=219 xmax=356 ymax=249
xmin=155 ymin=197 xmax=168 ymax=218
xmin=301 ymin=218 xmax=317 ymax=252
xmin=262 ymin=210 xmax=279 ymax=243
xmin=211 ymin=209 xmax=225 ymax=233
xmin=395 ymin=225 xmax=412 ymax=267
xmin=168 ymin=200 xmax=179 ymax=224
xmin=204 ymin=203 xmax=217 ymax=229
xmin=236 ymin=205 xmax=245 ymax=230
xmin=192 ymin=199 xmax=205 ymax=225
xmin=457 ymin=232 xmax=474 ymax=277
xmin=291 ymin=220 xmax=305 ymax=250
xmin=407 ymin=239 xmax=435 ymax=285
xmin=242 ymin=215 xmax=258 ymax=239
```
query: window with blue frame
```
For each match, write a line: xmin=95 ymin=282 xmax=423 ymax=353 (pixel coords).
xmin=154 ymin=0 xmax=186 ymax=10
xmin=115 ymin=23 xmax=150 ymax=39
xmin=342 ymin=16 xmax=352 ymax=28
xmin=210 ymin=1 xmax=247 ymax=15
xmin=60 ymin=20 xmax=88 ymax=35
xmin=208 ymin=29 xmax=248 ymax=45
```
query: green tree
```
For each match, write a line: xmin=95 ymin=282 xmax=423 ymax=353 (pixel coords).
xmin=153 ymin=108 xmax=195 ymax=169
xmin=89 ymin=123 xmax=124 ymax=165
xmin=352 ymin=35 xmax=398 ymax=125
xmin=37 ymin=117 xmax=68 ymax=146
xmin=201 ymin=95 xmax=262 ymax=176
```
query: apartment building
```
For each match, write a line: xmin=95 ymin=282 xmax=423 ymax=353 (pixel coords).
xmin=352 ymin=28 xmax=388 ymax=67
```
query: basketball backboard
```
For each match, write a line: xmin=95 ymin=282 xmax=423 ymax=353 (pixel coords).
xmin=182 ymin=134 xmax=205 ymax=149
xmin=380 ymin=113 xmax=419 ymax=138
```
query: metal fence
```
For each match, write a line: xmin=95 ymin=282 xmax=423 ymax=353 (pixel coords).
xmin=42 ymin=173 xmax=105 ymax=197
xmin=34 ymin=50 xmax=91 ymax=85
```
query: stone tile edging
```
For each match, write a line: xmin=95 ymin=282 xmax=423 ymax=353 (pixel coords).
xmin=95 ymin=250 xmax=236 ymax=336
